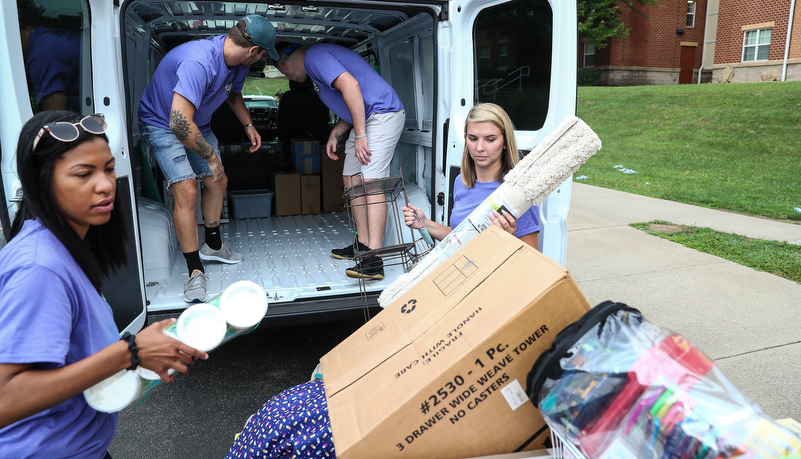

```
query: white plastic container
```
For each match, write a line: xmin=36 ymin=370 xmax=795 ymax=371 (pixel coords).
xmin=220 ymin=280 xmax=269 ymax=330
xmin=84 ymin=281 xmax=268 ymax=413
xmin=174 ymin=303 xmax=227 ymax=352
xmin=84 ymin=369 xmax=142 ymax=413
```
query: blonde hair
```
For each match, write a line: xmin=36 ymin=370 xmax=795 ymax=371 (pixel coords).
xmin=460 ymin=102 xmax=520 ymax=188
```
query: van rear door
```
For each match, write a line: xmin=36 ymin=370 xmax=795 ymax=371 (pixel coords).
xmin=0 ymin=0 xmax=147 ymax=334
xmin=445 ymin=0 xmax=577 ymax=265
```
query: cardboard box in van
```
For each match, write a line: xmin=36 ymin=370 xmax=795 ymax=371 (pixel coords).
xmin=321 ymin=226 xmax=592 ymax=459
xmin=301 ymin=174 xmax=321 ymax=215
xmin=271 ymin=173 xmax=301 ymax=216
xmin=292 ymin=138 xmax=321 ymax=173
xmin=321 ymin=144 xmax=346 ymax=213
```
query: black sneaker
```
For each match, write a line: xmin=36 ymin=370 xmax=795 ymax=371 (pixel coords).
xmin=345 ymin=256 xmax=384 ymax=280
xmin=331 ymin=241 xmax=370 ymax=260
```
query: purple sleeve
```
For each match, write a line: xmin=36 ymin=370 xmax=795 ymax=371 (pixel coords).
xmin=0 ymin=265 xmax=73 ymax=366
xmin=304 ymin=48 xmax=347 ymax=90
xmin=514 ymin=205 xmax=540 ymax=237
xmin=173 ymin=60 xmax=209 ymax=110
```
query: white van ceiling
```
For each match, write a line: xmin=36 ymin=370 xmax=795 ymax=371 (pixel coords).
xmin=127 ymin=1 xmax=442 ymax=49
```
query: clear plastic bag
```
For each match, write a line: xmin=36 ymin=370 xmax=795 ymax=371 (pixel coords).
xmin=531 ymin=302 xmax=801 ymax=459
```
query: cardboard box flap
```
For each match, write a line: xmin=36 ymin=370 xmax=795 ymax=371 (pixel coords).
xmin=322 ymin=228 xmax=527 ymax=396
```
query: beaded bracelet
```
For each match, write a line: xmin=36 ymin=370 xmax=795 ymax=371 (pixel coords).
xmin=120 ymin=332 xmax=140 ymax=371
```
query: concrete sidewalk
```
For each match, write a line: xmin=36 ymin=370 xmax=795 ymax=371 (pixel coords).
xmin=565 ymin=182 xmax=801 ymax=422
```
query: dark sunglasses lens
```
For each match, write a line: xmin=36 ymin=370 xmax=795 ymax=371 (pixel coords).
xmin=47 ymin=123 xmax=81 ymax=142
xmin=81 ymin=115 xmax=107 ymax=134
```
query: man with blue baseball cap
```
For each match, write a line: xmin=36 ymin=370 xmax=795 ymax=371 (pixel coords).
xmin=138 ymin=15 xmax=279 ymax=303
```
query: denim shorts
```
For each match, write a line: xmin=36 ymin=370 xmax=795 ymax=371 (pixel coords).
xmin=139 ymin=122 xmax=222 ymax=186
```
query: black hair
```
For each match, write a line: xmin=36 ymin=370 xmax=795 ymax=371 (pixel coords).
xmin=10 ymin=110 xmax=127 ymax=292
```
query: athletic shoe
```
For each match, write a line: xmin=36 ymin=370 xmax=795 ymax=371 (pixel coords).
xmin=331 ymin=241 xmax=370 ymax=260
xmin=345 ymin=256 xmax=384 ymax=280
xmin=184 ymin=269 xmax=208 ymax=303
xmin=200 ymin=241 xmax=244 ymax=264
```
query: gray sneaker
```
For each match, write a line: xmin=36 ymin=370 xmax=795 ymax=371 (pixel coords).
xmin=199 ymin=241 xmax=244 ymax=264
xmin=184 ymin=269 xmax=208 ymax=303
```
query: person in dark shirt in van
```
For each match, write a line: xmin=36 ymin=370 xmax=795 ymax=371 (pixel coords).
xmin=18 ymin=2 xmax=81 ymax=112
xmin=276 ymin=42 xmax=405 ymax=280
xmin=138 ymin=15 xmax=279 ymax=303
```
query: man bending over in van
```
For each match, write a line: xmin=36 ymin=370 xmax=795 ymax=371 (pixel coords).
xmin=276 ymin=43 xmax=404 ymax=280
xmin=138 ymin=15 xmax=279 ymax=302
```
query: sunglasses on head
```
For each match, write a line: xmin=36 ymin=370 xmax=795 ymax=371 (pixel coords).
xmin=31 ymin=114 xmax=108 ymax=153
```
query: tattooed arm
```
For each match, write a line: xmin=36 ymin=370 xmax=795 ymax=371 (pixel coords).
xmin=169 ymin=93 xmax=223 ymax=181
xmin=226 ymin=91 xmax=261 ymax=152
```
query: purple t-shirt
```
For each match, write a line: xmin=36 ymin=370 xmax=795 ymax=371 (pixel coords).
xmin=450 ymin=175 xmax=540 ymax=237
xmin=304 ymin=44 xmax=404 ymax=125
xmin=26 ymin=27 xmax=80 ymax=105
xmin=0 ymin=220 xmax=119 ymax=458
xmin=138 ymin=35 xmax=248 ymax=136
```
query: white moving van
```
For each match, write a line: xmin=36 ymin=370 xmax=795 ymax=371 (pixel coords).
xmin=0 ymin=0 xmax=578 ymax=333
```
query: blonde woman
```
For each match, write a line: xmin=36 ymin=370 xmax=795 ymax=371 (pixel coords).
xmin=403 ymin=103 xmax=539 ymax=248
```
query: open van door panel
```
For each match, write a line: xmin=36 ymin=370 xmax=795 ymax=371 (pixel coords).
xmin=447 ymin=0 xmax=577 ymax=265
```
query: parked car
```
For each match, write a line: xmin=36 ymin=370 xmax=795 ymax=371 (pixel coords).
xmin=243 ymin=95 xmax=279 ymax=139
xmin=0 ymin=0 xmax=579 ymax=333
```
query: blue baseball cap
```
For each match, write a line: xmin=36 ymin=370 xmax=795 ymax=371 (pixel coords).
xmin=241 ymin=14 xmax=279 ymax=60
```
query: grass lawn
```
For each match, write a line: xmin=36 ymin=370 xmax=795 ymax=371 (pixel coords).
xmin=243 ymin=76 xmax=290 ymax=97
xmin=633 ymin=221 xmax=801 ymax=284
xmin=576 ymin=81 xmax=801 ymax=221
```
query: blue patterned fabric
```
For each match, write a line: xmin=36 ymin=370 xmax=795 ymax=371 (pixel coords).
xmin=226 ymin=381 xmax=336 ymax=458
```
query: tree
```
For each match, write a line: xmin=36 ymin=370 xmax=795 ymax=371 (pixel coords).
xmin=579 ymin=0 xmax=663 ymax=48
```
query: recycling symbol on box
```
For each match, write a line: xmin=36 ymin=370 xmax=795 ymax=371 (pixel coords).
xmin=400 ymin=299 xmax=417 ymax=314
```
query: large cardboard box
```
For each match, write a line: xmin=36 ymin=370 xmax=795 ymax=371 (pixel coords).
xmin=321 ymin=227 xmax=592 ymax=459
xmin=271 ymin=173 xmax=301 ymax=216
xmin=301 ymin=174 xmax=321 ymax=215
xmin=321 ymin=143 xmax=346 ymax=213
xmin=292 ymin=138 xmax=321 ymax=173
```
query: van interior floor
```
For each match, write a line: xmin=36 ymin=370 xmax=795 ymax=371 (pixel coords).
xmin=143 ymin=212 xmax=406 ymax=313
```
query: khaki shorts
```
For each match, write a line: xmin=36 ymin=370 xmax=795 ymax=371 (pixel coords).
xmin=342 ymin=110 xmax=405 ymax=179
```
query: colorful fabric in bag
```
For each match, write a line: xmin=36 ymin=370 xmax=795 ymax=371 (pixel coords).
xmin=527 ymin=301 xmax=801 ymax=459
xmin=226 ymin=381 xmax=336 ymax=458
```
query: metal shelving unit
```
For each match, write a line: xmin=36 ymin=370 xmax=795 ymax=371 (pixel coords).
xmin=342 ymin=172 xmax=428 ymax=319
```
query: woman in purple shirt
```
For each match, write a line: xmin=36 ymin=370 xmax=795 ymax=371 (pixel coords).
xmin=0 ymin=111 xmax=208 ymax=458
xmin=403 ymin=103 xmax=540 ymax=249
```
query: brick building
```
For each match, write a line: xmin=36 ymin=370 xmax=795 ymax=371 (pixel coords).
xmin=580 ymin=0 xmax=801 ymax=85
xmin=705 ymin=0 xmax=801 ymax=83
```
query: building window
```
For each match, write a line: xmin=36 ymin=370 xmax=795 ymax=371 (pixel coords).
xmin=686 ymin=1 xmax=696 ymax=28
xmin=477 ymin=45 xmax=490 ymax=70
xmin=498 ymin=43 xmax=508 ymax=69
xmin=583 ymin=41 xmax=595 ymax=67
xmin=743 ymin=28 xmax=771 ymax=62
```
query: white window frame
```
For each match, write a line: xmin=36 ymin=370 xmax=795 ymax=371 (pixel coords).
xmin=687 ymin=1 xmax=696 ymax=28
xmin=583 ymin=41 xmax=595 ymax=68
xmin=742 ymin=28 xmax=771 ymax=62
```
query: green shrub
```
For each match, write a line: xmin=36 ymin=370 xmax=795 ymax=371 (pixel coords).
xmin=578 ymin=68 xmax=601 ymax=86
